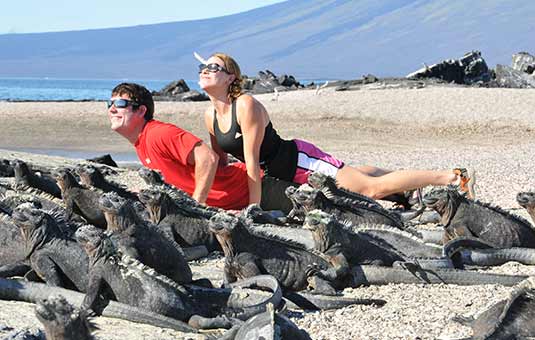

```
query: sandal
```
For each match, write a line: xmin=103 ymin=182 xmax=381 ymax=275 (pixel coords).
xmin=453 ymin=168 xmax=476 ymax=199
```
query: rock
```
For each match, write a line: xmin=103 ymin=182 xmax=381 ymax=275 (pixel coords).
xmin=406 ymin=51 xmax=490 ymax=85
xmin=512 ymin=52 xmax=535 ymax=74
xmin=152 ymin=80 xmax=209 ymax=102
xmin=242 ymin=70 xmax=303 ymax=94
xmin=155 ymin=79 xmax=190 ymax=96
xmin=87 ymin=154 xmax=118 ymax=167
xmin=494 ymin=64 xmax=535 ymax=88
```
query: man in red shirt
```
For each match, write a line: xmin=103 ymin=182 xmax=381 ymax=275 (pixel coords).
xmin=107 ymin=82 xmax=250 ymax=210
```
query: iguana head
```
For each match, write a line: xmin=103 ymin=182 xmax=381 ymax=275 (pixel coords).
xmin=12 ymin=159 xmax=31 ymax=183
xmin=35 ymin=294 xmax=96 ymax=340
xmin=12 ymin=204 xmax=62 ymax=256
xmin=303 ymin=209 xmax=337 ymax=252
xmin=53 ymin=168 xmax=79 ymax=191
xmin=209 ymin=212 xmax=240 ymax=257
xmin=74 ymin=225 xmax=113 ymax=259
xmin=76 ymin=164 xmax=101 ymax=188
xmin=285 ymin=184 xmax=325 ymax=215
xmin=423 ymin=186 xmax=463 ymax=225
xmin=138 ymin=188 xmax=167 ymax=224
xmin=12 ymin=204 xmax=46 ymax=238
xmin=138 ymin=167 xmax=165 ymax=186
xmin=98 ymin=192 xmax=140 ymax=232
xmin=307 ymin=172 xmax=336 ymax=190
xmin=517 ymin=191 xmax=535 ymax=210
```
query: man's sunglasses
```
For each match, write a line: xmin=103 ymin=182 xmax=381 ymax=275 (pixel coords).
xmin=198 ymin=63 xmax=229 ymax=74
xmin=106 ymin=99 xmax=139 ymax=109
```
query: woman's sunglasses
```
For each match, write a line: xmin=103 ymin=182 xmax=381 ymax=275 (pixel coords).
xmin=198 ymin=63 xmax=229 ymax=74
xmin=106 ymin=99 xmax=139 ymax=109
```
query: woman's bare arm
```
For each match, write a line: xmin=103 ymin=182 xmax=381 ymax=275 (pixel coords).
xmin=237 ymin=95 xmax=267 ymax=205
xmin=203 ymin=106 xmax=228 ymax=167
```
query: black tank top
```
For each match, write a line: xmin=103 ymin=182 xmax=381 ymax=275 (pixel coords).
xmin=213 ymin=100 xmax=298 ymax=181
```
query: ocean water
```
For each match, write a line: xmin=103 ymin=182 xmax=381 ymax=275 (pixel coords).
xmin=0 ymin=78 xmax=200 ymax=101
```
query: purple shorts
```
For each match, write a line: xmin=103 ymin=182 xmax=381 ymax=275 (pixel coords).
xmin=292 ymin=139 xmax=345 ymax=184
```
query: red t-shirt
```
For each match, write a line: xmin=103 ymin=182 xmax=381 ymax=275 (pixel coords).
xmin=134 ymin=120 xmax=250 ymax=210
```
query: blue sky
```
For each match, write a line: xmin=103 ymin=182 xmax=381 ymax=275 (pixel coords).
xmin=1 ymin=0 xmax=286 ymax=34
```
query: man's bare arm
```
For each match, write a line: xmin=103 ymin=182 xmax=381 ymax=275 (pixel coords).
xmin=188 ymin=142 xmax=218 ymax=204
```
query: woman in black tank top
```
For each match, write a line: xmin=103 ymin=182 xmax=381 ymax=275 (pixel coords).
xmin=198 ymin=53 xmax=477 ymax=206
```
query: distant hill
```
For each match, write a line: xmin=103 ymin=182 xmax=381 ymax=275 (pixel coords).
xmin=0 ymin=0 xmax=533 ymax=80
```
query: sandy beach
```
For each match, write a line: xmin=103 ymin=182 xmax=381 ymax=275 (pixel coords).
xmin=2 ymin=86 xmax=535 ymax=339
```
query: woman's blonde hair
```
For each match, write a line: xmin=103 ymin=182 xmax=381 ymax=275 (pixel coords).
xmin=211 ymin=52 xmax=243 ymax=101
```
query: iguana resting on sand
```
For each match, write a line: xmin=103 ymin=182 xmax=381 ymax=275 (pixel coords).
xmin=453 ymin=277 xmax=535 ymax=339
xmin=303 ymin=210 xmax=453 ymax=283
xmin=11 ymin=204 xmax=89 ymax=292
xmin=138 ymin=187 xmax=220 ymax=252
xmin=75 ymin=225 xmax=283 ymax=329
xmin=54 ymin=168 xmax=107 ymax=229
xmin=76 ymin=163 xmax=139 ymax=202
xmin=423 ymin=186 xmax=535 ymax=247
xmin=12 ymin=159 xmax=62 ymax=199
xmin=285 ymin=184 xmax=404 ymax=229
xmin=98 ymin=191 xmax=192 ymax=284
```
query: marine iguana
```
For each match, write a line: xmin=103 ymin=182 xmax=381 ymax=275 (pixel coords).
xmin=75 ymin=225 xmax=283 ymax=329
xmin=35 ymin=294 xmax=96 ymax=340
xmin=307 ymin=171 xmax=420 ymax=211
xmin=54 ymin=168 xmax=107 ymax=229
xmin=138 ymin=187 xmax=220 ymax=251
xmin=0 ymin=277 xmax=197 ymax=332
xmin=285 ymin=184 xmax=404 ymax=229
xmin=209 ymin=211 xmax=337 ymax=293
xmin=453 ymin=277 xmax=535 ymax=339
xmin=98 ymin=191 xmax=192 ymax=284
xmin=302 ymin=210 xmax=453 ymax=283
xmin=423 ymin=186 xmax=535 ymax=247
xmin=12 ymin=159 xmax=62 ymax=199
xmin=76 ymin=163 xmax=138 ymax=202
xmin=11 ymin=205 xmax=89 ymax=292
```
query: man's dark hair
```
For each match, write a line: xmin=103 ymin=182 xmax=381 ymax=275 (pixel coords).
xmin=111 ymin=83 xmax=154 ymax=121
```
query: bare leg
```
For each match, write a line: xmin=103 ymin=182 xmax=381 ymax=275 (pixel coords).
xmin=354 ymin=165 xmax=393 ymax=177
xmin=336 ymin=165 xmax=458 ymax=200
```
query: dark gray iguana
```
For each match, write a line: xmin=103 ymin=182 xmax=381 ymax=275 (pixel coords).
xmin=302 ymin=210 xmax=453 ymax=284
xmin=138 ymin=187 xmax=221 ymax=252
xmin=76 ymin=164 xmax=138 ymax=202
xmin=75 ymin=225 xmax=283 ymax=329
xmin=12 ymin=159 xmax=62 ymax=199
xmin=452 ymin=277 xmax=535 ymax=339
xmin=423 ymin=186 xmax=535 ymax=247
xmin=0 ymin=277 xmax=198 ymax=332
xmin=285 ymin=184 xmax=404 ymax=229
xmin=307 ymin=171 xmax=421 ymax=211
xmin=98 ymin=191 xmax=193 ymax=284
xmin=54 ymin=168 xmax=107 ymax=229
xmin=208 ymin=211 xmax=388 ymax=310
xmin=11 ymin=205 xmax=89 ymax=292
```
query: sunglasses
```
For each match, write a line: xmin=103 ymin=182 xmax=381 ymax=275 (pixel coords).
xmin=198 ymin=63 xmax=229 ymax=74
xmin=106 ymin=99 xmax=139 ymax=109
